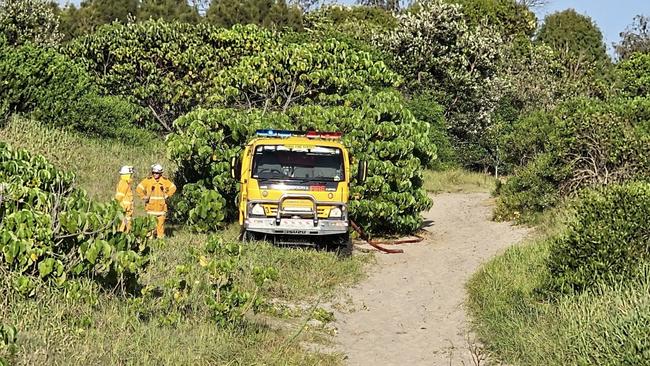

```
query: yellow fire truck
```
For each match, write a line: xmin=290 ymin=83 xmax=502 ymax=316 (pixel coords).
xmin=231 ymin=130 xmax=367 ymax=252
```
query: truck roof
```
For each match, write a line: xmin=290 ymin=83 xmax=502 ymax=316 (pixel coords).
xmin=248 ymin=136 xmax=347 ymax=150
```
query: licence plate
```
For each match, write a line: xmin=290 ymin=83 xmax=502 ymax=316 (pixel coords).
xmin=280 ymin=219 xmax=314 ymax=228
xmin=283 ymin=230 xmax=307 ymax=234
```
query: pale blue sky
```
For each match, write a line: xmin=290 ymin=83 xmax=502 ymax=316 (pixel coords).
xmin=57 ymin=0 xmax=650 ymax=50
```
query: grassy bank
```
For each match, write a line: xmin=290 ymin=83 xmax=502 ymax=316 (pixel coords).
xmin=423 ymin=169 xmax=496 ymax=194
xmin=467 ymin=214 xmax=650 ymax=365
xmin=0 ymin=119 xmax=372 ymax=365
xmin=1 ymin=231 xmax=370 ymax=365
xmin=0 ymin=117 xmax=171 ymax=201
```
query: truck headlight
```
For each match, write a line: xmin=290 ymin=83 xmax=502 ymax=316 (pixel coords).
xmin=329 ymin=207 xmax=343 ymax=218
xmin=250 ymin=204 xmax=265 ymax=216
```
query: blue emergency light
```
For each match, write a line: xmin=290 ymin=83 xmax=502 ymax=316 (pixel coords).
xmin=255 ymin=129 xmax=303 ymax=138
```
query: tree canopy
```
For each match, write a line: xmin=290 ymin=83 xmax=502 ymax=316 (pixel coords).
xmin=137 ymin=0 xmax=200 ymax=23
xmin=205 ymin=0 xmax=302 ymax=30
xmin=537 ymin=9 xmax=608 ymax=63
xmin=0 ymin=0 xmax=62 ymax=46
xmin=445 ymin=0 xmax=536 ymax=38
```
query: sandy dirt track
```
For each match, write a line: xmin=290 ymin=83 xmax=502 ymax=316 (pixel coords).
xmin=332 ymin=192 xmax=531 ymax=366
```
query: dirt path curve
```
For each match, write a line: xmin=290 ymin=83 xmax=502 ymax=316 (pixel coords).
xmin=332 ymin=192 xmax=531 ymax=365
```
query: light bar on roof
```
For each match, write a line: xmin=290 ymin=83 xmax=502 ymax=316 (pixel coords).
xmin=255 ymin=129 xmax=303 ymax=138
xmin=254 ymin=129 xmax=343 ymax=139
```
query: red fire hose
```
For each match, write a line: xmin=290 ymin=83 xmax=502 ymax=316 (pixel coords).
xmin=349 ymin=220 xmax=424 ymax=254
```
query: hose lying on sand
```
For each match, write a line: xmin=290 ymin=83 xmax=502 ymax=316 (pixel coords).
xmin=350 ymin=220 xmax=424 ymax=254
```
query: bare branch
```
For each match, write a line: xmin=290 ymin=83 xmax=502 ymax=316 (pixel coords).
xmin=148 ymin=105 xmax=172 ymax=132
xmin=516 ymin=0 xmax=549 ymax=9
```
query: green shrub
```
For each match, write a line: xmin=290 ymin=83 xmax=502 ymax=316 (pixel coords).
xmin=494 ymin=153 xmax=567 ymax=222
xmin=302 ymin=5 xmax=396 ymax=59
xmin=406 ymin=93 xmax=455 ymax=170
xmin=0 ymin=141 xmax=155 ymax=294
xmin=65 ymin=21 xmax=276 ymax=132
xmin=58 ymin=94 xmax=150 ymax=143
xmin=135 ymin=235 xmax=277 ymax=327
xmin=617 ymin=52 xmax=650 ymax=98
xmin=496 ymin=97 xmax=650 ymax=220
xmin=0 ymin=42 xmax=145 ymax=141
xmin=0 ymin=0 xmax=62 ymax=47
xmin=500 ymin=108 xmax=555 ymax=169
xmin=547 ymin=182 xmax=650 ymax=293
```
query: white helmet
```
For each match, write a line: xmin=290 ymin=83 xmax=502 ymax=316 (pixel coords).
xmin=151 ymin=164 xmax=163 ymax=173
xmin=119 ymin=165 xmax=133 ymax=175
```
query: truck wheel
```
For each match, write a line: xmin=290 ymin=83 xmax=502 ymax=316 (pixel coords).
xmin=336 ymin=232 xmax=353 ymax=257
xmin=240 ymin=228 xmax=256 ymax=242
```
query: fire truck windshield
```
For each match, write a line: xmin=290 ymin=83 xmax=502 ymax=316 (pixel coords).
xmin=252 ymin=145 xmax=344 ymax=182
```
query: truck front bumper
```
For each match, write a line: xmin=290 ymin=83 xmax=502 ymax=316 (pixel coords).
xmin=244 ymin=217 xmax=349 ymax=236
xmin=245 ymin=194 xmax=349 ymax=236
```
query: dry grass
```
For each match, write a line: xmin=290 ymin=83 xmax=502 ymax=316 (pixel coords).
xmin=423 ymin=169 xmax=496 ymax=194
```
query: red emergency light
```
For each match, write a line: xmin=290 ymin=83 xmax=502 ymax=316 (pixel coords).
xmin=305 ymin=131 xmax=343 ymax=139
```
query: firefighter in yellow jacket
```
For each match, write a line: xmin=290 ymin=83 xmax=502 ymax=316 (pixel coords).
xmin=136 ymin=164 xmax=176 ymax=238
xmin=115 ymin=165 xmax=134 ymax=232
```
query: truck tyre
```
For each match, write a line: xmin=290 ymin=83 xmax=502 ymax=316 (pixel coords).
xmin=335 ymin=232 xmax=353 ymax=257
xmin=240 ymin=228 xmax=256 ymax=242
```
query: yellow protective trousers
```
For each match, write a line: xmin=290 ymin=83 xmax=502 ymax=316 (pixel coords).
xmin=154 ymin=214 xmax=166 ymax=238
xmin=115 ymin=177 xmax=134 ymax=232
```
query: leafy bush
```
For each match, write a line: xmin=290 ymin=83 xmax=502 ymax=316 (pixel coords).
xmin=0 ymin=41 xmax=145 ymax=141
xmin=0 ymin=142 xmax=155 ymax=295
xmin=0 ymin=0 xmax=62 ymax=46
xmin=302 ymin=5 xmax=396 ymax=57
xmin=406 ymin=93 xmax=455 ymax=170
xmin=547 ymin=182 xmax=650 ymax=293
xmin=493 ymin=154 xmax=565 ymax=222
xmin=168 ymin=90 xmax=435 ymax=234
xmin=446 ymin=0 xmax=536 ymax=38
xmin=212 ymin=37 xmax=400 ymax=111
xmin=617 ymin=52 xmax=650 ymax=98
xmin=536 ymin=9 xmax=608 ymax=64
xmin=66 ymin=21 xmax=276 ymax=132
xmin=496 ymin=97 xmax=650 ymax=220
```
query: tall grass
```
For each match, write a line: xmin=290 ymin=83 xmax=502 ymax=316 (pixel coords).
xmin=467 ymin=232 xmax=650 ymax=365
xmin=1 ymin=228 xmax=369 ymax=365
xmin=423 ymin=169 xmax=496 ymax=194
xmin=0 ymin=117 xmax=171 ymax=201
xmin=1 ymin=279 xmax=343 ymax=365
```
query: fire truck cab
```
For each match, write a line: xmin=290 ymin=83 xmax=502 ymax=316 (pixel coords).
xmin=231 ymin=130 xmax=367 ymax=252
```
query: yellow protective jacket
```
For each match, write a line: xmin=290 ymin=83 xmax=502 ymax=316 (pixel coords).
xmin=115 ymin=178 xmax=134 ymax=212
xmin=136 ymin=176 xmax=177 ymax=216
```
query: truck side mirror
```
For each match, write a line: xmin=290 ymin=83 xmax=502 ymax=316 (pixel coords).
xmin=357 ymin=160 xmax=368 ymax=183
xmin=231 ymin=157 xmax=241 ymax=180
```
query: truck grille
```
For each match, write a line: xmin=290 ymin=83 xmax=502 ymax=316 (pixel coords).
xmin=263 ymin=204 xmax=330 ymax=218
